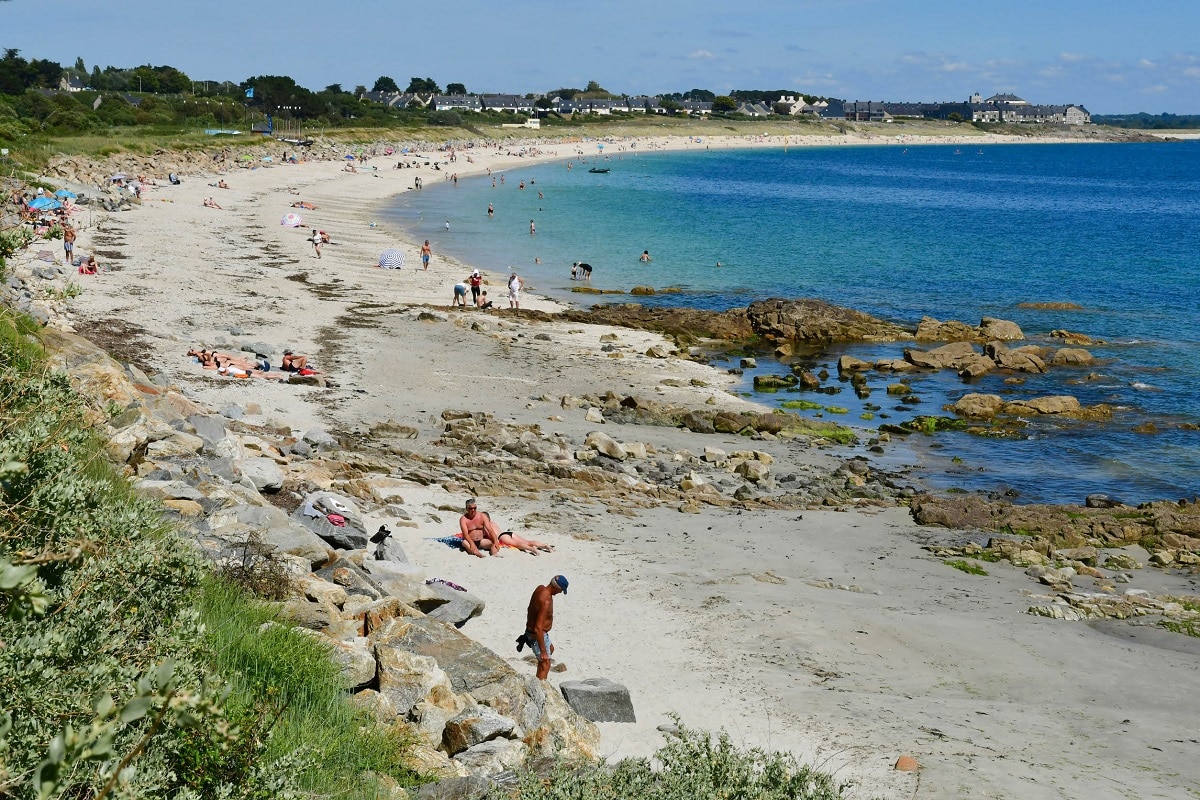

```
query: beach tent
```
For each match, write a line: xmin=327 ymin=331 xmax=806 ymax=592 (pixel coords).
xmin=378 ymin=249 xmax=404 ymax=269
xmin=280 ymin=213 xmax=303 ymax=227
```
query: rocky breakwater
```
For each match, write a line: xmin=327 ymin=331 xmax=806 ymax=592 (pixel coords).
xmin=913 ymin=493 xmax=1200 ymax=634
xmin=32 ymin=325 xmax=603 ymax=790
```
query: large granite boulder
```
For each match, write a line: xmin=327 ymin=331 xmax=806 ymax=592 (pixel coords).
xmin=559 ymin=678 xmax=636 ymax=723
xmin=950 ymin=393 xmax=1005 ymax=419
xmin=584 ymin=431 xmax=627 ymax=461
xmin=1051 ymin=347 xmax=1095 ymax=366
xmin=979 ymin=317 xmax=1024 ymax=341
xmin=451 ymin=739 xmax=527 ymax=777
xmin=375 ymin=646 xmax=455 ymax=718
xmin=1006 ymin=395 xmax=1082 ymax=415
xmin=904 ymin=341 xmax=978 ymax=370
xmin=372 ymin=616 xmax=511 ymax=694
xmin=314 ymin=556 xmax=387 ymax=601
xmin=292 ymin=491 xmax=369 ymax=550
xmin=241 ymin=457 xmax=284 ymax=493
xmin=425 ymin=582 xmax=487 ymax=628
xmin=442 ymin=706 xmax=517 ymax=755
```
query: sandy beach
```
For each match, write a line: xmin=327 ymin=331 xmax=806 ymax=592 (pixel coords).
xmin=27 ymin=131 xmax=1200 ymax=799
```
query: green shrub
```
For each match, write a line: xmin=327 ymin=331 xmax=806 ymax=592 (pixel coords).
xmin=428 ymin=110 xmax=464 ymax=127
xmin=944 ymin=559 xmax=988 ymax=576
xmin=488 ymin=720 xmax=846 ymax=800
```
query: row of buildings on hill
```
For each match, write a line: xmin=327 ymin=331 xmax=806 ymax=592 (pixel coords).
xmin=361 ymin=89 xmax=1090 ymax=125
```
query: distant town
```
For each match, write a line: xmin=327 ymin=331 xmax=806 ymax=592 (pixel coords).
xmin=357 ymin=89 xmax=1091 ymax=125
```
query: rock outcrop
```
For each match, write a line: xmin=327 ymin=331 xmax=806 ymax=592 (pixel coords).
xmin=745 ymin=298 xmax=910 ymax=343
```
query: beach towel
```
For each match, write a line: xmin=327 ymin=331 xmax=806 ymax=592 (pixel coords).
xmin=428 ymin=535 xmax=463 ymax=549
xmin=426 ymin=578 xmax=467 ymax=592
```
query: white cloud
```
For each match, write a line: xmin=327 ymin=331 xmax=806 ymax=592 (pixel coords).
xmin=1138 ymin=59 xmax=1156 ymax=69
xmin=1183 ymin=67 xmax=1200 ymax=78
xmin=1059 ymin=52 xmax=1087 ymax=63
xmin=687 ymin=50 xmax=714 ymax=60
xmin=1140 ymin=84 xmax=1168 ymax=94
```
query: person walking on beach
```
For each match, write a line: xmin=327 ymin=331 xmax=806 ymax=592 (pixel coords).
xmin=421 ymin=239 xmax=432 ymax=270
xmin=310 ymin=228 xmax=323 ymax=259
xmin=508 ymin=271 xmax=522 ymax=309
xmin=468 ymin=270 xmax=483 ymax=305
xmin=523 ymin=575 xmax=568 ymax=680
xmin=63 ymin=225 xmax=76 ymax=264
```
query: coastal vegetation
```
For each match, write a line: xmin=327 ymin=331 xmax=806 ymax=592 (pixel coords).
xmin=487 ymin=721 xmax=847 ymax=800
xmin=0 ymin=307 xmax=422 ymax=798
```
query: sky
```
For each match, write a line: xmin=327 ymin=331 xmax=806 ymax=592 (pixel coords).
xmin=4 ymin=0 xmax=1200 ymax=114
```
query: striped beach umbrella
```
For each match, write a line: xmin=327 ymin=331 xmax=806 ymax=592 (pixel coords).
xmin=378 ymin=249 xmax=405 ymax=269
xmin=280 ymin=212 xmax=303 ymax=227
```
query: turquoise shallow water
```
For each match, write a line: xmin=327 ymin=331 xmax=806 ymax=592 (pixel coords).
xmin=383 ymin=141 xmax=1200 ymax=505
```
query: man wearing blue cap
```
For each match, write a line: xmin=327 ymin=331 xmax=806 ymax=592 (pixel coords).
xmin=522 ymin=575 xmax=568 ymax=680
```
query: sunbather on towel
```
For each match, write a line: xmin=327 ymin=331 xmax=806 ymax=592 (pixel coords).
xmin=482 ymin=512 xmax=554 ymax=554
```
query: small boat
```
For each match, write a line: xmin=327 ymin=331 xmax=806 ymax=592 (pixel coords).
xmin=588 ymin=167 xmax=610 ymax=173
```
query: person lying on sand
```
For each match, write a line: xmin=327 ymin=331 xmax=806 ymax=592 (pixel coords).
xmin=482 ymin=512 xmax=553 ymax=554
xmin=459 ymin=499 xmax=502 ymax=557
xmin=188 ymin=348 xmax=286 ymax=379
xmin=203 ymin=197 xmax=222 ymax=209
xmin=291 ymin=201 xmax=318 ymax=209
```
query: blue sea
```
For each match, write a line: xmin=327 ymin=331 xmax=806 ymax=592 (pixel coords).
xmin=382 ymin=140 xmax=1200 ymax=505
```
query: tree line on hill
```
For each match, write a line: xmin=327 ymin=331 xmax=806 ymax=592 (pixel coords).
xmin=0 ymin=48 xmax=845 ymax=142
xmin=1091 ymin=112 xmax=1200 ymax=129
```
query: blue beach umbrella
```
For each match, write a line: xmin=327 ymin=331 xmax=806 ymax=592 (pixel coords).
xmin=28 ymin=197 xmax=61 ymax=210
xmin=378 ymin=249 xmax=405 ymax=269
xmin=54 ymin=189 xmax=76 ymax=199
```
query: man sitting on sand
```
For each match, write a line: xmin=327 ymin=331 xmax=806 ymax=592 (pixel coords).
xmin=459 ymin=499 xmax=502 ymax=558
xmin=281 ymin=350 xmax=310 ymax=372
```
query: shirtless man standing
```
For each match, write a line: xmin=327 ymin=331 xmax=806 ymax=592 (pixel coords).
xmin=525 ymin=575 xmax=568 ymax=680
xmin=458 ymin=499 xmax=501 ymax=557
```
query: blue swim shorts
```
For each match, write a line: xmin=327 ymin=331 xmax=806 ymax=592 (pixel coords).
xmin=526 ymin=631 xmax=551 ymax=659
